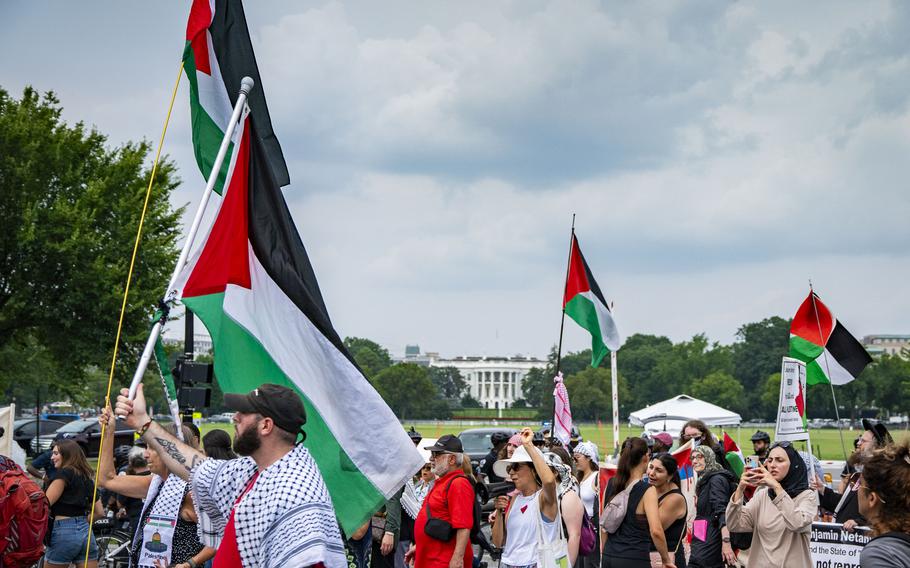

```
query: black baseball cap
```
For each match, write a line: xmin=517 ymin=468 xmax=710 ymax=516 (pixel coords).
xmin=862 ymin=419 xmax=893 ymax=447
xmin=224 ymin=383 xmax=307 ymax=435
xmin=424 ymin=434 xmax=463 ymax=453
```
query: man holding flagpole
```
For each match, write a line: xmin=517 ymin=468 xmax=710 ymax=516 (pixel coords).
xmin=115 ymin=383 xmax=346 ymax=568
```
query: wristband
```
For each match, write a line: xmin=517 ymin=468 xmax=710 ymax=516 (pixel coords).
xmin=138 ymin=419 xmax=153 ymax=437
xmin=722 ymin=537 xmax=731 ymax=543
xmin=187 ymin=559 xmax=198 ymax=568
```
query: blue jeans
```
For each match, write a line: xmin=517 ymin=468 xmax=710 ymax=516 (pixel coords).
xmin=45 ymin=517 xmax=99 ymax=565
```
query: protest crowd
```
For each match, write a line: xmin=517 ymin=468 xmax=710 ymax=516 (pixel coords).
xmin=1 ymin=382 xmax=908 ymax=568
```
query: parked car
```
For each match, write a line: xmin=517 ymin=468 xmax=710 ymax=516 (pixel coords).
xmin=31 ymin=418 xmax=135 ymax=457
xmin=458 ymin=427 xmax=517 ymax=471
xmin=12 ymin=418 xmax=66 ymax=457
xmin=208 ymin=412 xmax=235 ymax=423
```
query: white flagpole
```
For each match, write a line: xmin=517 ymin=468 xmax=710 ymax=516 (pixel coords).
xmin=126 ymin=77 xmax=255 ymax=401
xmin=611 ymin=302 xmax=620 ymax=452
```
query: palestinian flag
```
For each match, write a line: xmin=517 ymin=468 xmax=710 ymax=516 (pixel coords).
xmin=172 ymin=109 xmax=423 ymax=533
xmin=563 ymin=234 xmax=622 ymax=367
xmin=789 ymin=292 xmax=872 ymax=386
xmin=184 ymin=0 xmax=289 ymax=192
xmin=722 ymin=432 xmax=745 ymax=478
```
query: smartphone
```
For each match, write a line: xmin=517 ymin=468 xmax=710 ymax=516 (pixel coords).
xmin=745 ymin=455 xmax=760 ymax=469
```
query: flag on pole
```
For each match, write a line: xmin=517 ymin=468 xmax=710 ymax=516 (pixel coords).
xmin=553 ymin=372 xmax=573 ymax=446
xmin=721 ymin=432 xmax=745 ymax=478
xmin=152 ymin=319 xmax=184 ymax=442
xmin=789 ymin=291 xmax=872 ymax=386
xmin=563 ymin=235 xmax=621 ymax=367
xmin=172 ymin=109 xmax=423 ymax=534
xmin=184 ymin=0 xmax=289 ymax=191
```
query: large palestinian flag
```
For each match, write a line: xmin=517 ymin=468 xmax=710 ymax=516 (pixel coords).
xmin=563 ymin=234 xmax=621 ymax=367
xmin=789 ymin=291 xmax=872 ymax=386
xmin=184 ymin=0 xmax=289 ymax=191
xmin=172 ymin=109 xmax=423 ymax=533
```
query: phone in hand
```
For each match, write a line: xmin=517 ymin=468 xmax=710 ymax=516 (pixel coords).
xmin=745 ymin=455 xmax=760 ymax=469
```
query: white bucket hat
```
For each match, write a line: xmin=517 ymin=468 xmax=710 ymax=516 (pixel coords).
xmin=493 ymin=444 xmax=540 ymax=479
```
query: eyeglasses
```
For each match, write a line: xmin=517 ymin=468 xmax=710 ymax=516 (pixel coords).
xmin=506 ymin=463 xmax=527 ymax=473
xmin=430 ymin=451 xmax=450 ymax=457
xmin=859 ymin=484 xmax=887 ymax=503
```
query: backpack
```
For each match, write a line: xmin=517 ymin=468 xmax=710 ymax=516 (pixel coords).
xmin=0 ymin=467 xmax=49 ymax=568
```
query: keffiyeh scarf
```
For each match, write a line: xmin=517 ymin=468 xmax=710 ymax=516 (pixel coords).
xmin=400 ymin=479 xmax=432 ymax=520
xmin=131 ymin=473 xmax=187 ymax=568
xmin=191 ymin=444 xmax=346 ymax=568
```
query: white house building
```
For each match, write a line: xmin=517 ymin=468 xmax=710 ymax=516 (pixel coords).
xmin=428 ymin=355 xmax=546 ymax=409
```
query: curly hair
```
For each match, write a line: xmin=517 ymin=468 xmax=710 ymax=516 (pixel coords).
xmin=861 ymin=441 xmax=910 ymax=535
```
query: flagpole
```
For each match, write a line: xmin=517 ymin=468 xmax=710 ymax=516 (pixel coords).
xmin=808 ymin=282 xmax=850 ymax=463
xmin=553 ymin=214 xmax=576 ymax=442
xmin=125 ymin=76 xmax=256 ymax=402
xmin=610 ymin=304 xmax=620 ymax=453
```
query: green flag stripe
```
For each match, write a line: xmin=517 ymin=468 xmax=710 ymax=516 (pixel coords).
xmin=806 ymin=360 xmax=830 ymax=386
xmin=565 ymin=294 xmax=609 ymax=367
xmin=184 ymin=292 xmax=385 ymax=532
xmin=183 ymin=41 xmax=232 ymax=194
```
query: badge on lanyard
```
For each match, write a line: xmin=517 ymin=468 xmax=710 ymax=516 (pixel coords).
xmin=138 ymin=514 xmax=177 ymax=567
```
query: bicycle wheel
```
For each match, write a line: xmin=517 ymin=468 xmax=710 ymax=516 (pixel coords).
xmin=96 ymin=529 xmax=132 ymax=568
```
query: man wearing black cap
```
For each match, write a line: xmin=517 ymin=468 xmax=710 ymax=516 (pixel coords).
xmin=404 ymin=434 xmax=474 ymax=568
xmin=751 ymin=430 xmax=771 ymax=464
xmin=810 ymin=419 xmax=894 ymax=531
xmin=115 ymin=383 xmax=345 ymax=567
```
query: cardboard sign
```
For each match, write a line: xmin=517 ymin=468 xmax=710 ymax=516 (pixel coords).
xmin=776 ymin=357 xmax=810 ymax=441
xmin=810 ymin=522 xmax=871 ymax=568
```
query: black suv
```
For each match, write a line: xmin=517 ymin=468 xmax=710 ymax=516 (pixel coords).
xmin=32 ymin=418 xmax=135 ymax=458
xmin=457 ymin=427 xmax=517 ymax=471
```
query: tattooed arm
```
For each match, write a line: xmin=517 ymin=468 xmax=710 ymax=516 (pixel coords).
xmin=115 ymin=384 xmax=206 ymax=481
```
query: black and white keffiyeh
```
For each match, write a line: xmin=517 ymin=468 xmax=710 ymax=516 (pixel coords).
xmin=131 ymin=473 xmax=187 ymax=567
xmin=190 ymin=444 xmax=346 ymax=568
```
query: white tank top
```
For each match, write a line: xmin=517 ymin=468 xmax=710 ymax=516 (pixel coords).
xmin=501 ymin=489 xmax=559 ymax=566
xmin=579 ymin=473 xmax=597 ymax=518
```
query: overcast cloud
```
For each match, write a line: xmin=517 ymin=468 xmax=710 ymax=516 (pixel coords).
xmin=2 ymin=1 xmax=908 ymax=358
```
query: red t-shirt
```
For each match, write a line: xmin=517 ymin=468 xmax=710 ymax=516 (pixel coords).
xmin=413 ymin=470 xmax=474 ymax=568
xmin=212 ymin=472 xmax=260 ymax=568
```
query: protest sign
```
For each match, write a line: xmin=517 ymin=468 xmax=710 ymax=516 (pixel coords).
xmin=810 ymin=522 xmax=871 ymax=568
xmin=776 ymin=357 xmax=810 ymax=441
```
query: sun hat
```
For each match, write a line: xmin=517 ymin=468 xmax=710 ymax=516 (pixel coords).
xmin=493 ymin=444 xmax=539 ymax=478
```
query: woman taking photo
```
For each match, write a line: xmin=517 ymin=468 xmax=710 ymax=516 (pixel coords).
xmin=688 ymin=445 xmax=737 ymax=568
xmin=725 ymin=442 xmax=817 ymax=568
xmin=574 ymin=441 xmax=600 ymax=568
xmin=647 ymin=454 xmax=687 ymax=568
xmin=97 ymin=408 xmax=214 ymax=568
xmin=491 ymin=427 xmax=561 ymax=568
xmin=44 ymin=439 xmax=105 ymax=568
xmin=856 ymin=441 xmax=910 ymax=567
xmin=601 ymin=438 xmax=675 ymax=568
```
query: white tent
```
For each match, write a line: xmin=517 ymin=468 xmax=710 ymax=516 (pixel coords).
xmin=628 ymin=394 xmax=742 ymax=436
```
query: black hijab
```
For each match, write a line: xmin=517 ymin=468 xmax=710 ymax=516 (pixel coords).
xmin=768 ymin=444 xmax=809 ymax=499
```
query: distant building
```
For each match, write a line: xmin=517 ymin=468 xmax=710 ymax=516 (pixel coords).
xmin=862 ymin=335 xmax=910 ymax=358
xmin=429 ymin=354 xmax=546 ymax=409
xmin=163 ymin=334 xmax=213 ymax=356
xmin=394 ymin=344 xmax=439 ymax=367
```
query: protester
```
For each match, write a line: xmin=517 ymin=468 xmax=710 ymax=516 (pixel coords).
xmin=857 ymin=440 xmax=910 ymax=567
xmin=201 ymin=429 xmax=237 ymax=460
xmin=405 ymin=434 xmax=474 ymax=568
xmin=490 ymin=428 xmax=561 ymax=568
xmin=647 ymin=454 xmax=687 ymax=568
xmin=679 ymin=420 xmax=731 ymax=474
xmin=44 ymin=439 xmax=104 ymax=568
xmin=600 ymin=437 xmax=675 ymax=568
xmin=397 ymin=459 xmax=434 ymax=568
xmin=651 ymin=433 xmax=673 ymax=455
xmin=574 ymin=441 xmax=601 ymax=568
xmin=505 ymin=434 xmax=521 ymax=458
xmin=118 ymin=446 xmax=151 ymax=534
xmin=98 ymin=408 xmax=213 ymax=568
xmin=811 ymin=419 xmax=893 ymax=530
xmin=372 ymin=491 xmax=402 ymax=568
xmin=688 ymin=445 xmax=737 ymax=568
xmin=26 ymin=444 xmax=57 ymax=487
xmin=838 ymin=437 xmax=862 ymax=493
xmin=543 ymin=448 xmax=584 ymax=566
xmin=750 ymin=431 xmax=770 ymax=464
xmin=480 ymin=432 xmax=511 ymax=483
xmin=115 ymin=383 xmax=346 ymax=568
xmin=726 ymin=442 xmax=817 ymax=567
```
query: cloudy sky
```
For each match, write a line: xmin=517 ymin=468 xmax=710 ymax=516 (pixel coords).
xmin=3 ymin=1 xmax=909 ymax=359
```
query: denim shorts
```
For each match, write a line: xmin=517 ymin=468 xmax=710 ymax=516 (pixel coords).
xmin=45 ymin=517 xmax=99 ymax=564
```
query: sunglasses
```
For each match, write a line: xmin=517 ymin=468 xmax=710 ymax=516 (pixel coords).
xmin=421 ymin=465 xmax=432 ymax=471
xmin=506 ymin=463 xmax=528 ymax=473
xmin=770 ymin=441 xmax=792 ymax=450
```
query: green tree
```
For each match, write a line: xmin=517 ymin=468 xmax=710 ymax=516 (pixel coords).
xmin=564 ymin=366 xmax=630 ymax=421
xmin=428 ymin=366 xmax=467 ymax=399
xmin=372 ymin=363 xmax=440 ymax=419
xmin=760 ymin=373 xmax=782 ymax=420
xmin=343 ymin=337 xmax=392 ymax=378
xmin=731 ymin=317 xmax=790 ymax=410
xmin=460 ymin=394 xmax=483 ymax=408
xmin=689 ymin=371 xmax=746 ymax=414
xmin=0 ymin=87 xmax=183 ymax=401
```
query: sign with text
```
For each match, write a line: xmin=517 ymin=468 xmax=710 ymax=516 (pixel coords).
xmin=776 ymin=357 xmax=810 ymax=441
xmin=810 ymin=522 xmax=871 ymax=568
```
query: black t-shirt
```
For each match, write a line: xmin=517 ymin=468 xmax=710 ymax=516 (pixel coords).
xmin=480 ymin=449 xmax=503 ymax=483
xmin=49 ymin=468 xmax=94 ymax=517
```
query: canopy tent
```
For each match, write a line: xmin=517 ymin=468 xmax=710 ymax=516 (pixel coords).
xmin=628 ymin=394 xmax=742 ymax=436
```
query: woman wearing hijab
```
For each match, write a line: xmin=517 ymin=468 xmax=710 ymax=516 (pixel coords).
xmin=689 ymin=445 xmax=737 ymax=568
xmin=726 ymin=442 xmax=818 ymax=568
